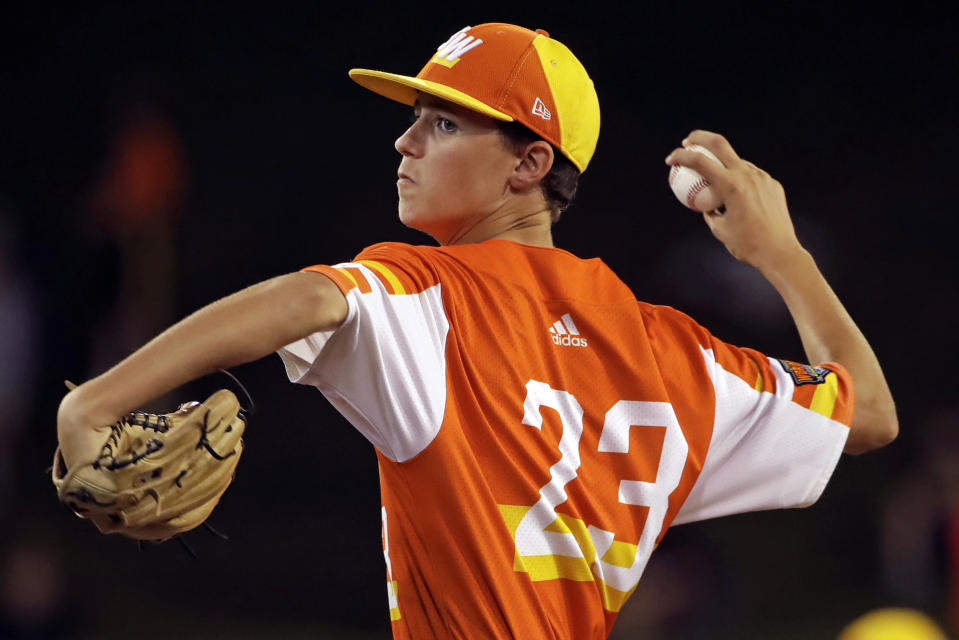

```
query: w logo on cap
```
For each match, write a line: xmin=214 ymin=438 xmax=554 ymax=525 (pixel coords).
xmin=431 ymin=26 xmax=484 ymax=68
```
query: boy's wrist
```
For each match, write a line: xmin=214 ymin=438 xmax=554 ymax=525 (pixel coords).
xmin=756 ymin=245 xmax=816 ymax=289
xmin=57 ymin=388 xmax=101 ymax=469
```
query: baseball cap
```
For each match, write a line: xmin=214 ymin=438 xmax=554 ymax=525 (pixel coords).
xmin=349 ymin=23 xmax=600 ymax=172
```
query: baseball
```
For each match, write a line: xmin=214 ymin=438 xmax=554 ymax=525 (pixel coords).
xmin=668 ymin=144 xmax=725 ymax=213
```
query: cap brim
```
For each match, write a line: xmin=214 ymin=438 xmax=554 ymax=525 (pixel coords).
xmin=349 ymin=69 xmax=514 ymax=122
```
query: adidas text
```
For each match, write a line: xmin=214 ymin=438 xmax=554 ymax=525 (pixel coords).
xmin=551 ymin=334 xmax=588 ymax=348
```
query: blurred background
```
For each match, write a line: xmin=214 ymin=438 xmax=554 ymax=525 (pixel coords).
xmin=1 ymin=3 xmax=956 ymax=638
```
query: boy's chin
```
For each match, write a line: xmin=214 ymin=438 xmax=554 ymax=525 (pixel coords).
xmin=399 ymin=204 xmax=435 ymax=229
xmin=398 ymin=205 xmax=469 ymax=245
xmin=398 ymin=205 xmax=422 ymax=230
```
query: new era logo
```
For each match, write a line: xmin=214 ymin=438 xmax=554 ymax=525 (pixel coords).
xmin=532 ymin=97 xmax=552 ymax=120
xmin=549 ymin=313 xmax=588 ymax=347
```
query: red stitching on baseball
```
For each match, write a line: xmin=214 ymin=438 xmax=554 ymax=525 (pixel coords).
xmin=686 ymin=177 xmax=709 ymax=209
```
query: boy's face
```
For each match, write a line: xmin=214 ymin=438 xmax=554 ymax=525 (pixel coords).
xmin=394 ymin=93 xmax=520 ymax=244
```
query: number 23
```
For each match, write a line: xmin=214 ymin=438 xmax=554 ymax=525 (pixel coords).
xmin=513 ymin=380 xmax=689 ymax=595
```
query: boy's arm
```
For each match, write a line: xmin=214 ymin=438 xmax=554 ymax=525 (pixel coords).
xmin=56 ymin=271 xmax=347 ymax=468
xmin=666 ymin=131 xmax=898 ymax=454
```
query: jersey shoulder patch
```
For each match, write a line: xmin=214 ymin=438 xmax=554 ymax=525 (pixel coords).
xmin=776 ymin=359 xmax=830 ymax=386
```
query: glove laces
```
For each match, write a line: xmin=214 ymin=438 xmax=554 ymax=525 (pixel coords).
xmin=94 ymin=411 xmax=170 ymax=471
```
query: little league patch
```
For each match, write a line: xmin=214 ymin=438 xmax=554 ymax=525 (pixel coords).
xmin=777 ymin=359 xmax=831 ymax=386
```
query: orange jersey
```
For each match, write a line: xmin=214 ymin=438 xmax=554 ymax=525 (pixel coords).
xmin=278 ymin=239 xmax=853 ymax=639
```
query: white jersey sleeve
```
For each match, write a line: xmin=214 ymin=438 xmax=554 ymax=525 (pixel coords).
xmin=639 ymin=304 xmax=854 ymax=527
xmin=672 ymin=346 xmax=850 ymax=525
xmin=277 ymin=256 xmax=450 ymax=462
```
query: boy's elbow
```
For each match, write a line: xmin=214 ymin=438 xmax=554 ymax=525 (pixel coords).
xmin=865 ymin=412 xmax=899 ymax=451
xmin=879 ymin=408 xmax=899 ymax=446
xmin=844 ymin=402 xmax=899 ymax=455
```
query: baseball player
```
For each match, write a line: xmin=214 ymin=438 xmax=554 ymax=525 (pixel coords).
xmin=56 ymin=23 xmax=898 ymax=639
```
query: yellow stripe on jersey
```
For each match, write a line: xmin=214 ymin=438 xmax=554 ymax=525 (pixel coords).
xmin=358 ymin=260 xmax=406 ymax=294
xmin=335 ymin=267 xmax=360 ymax=289
xmin=389 ymin=581 xmax=401 ymax=621
xmin=600 ymin=538 xmax=639 ymax=569
xmin=746 ymin=356 xmax=765 ymax=392
xmin=497 ymin=504 xmax=639 ymax=612
xmin=809 ymin=371 xmax=840 ymax=419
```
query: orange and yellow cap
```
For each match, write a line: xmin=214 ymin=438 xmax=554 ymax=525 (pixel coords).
xmin=349 ymin=23 xmax=600 ymax=172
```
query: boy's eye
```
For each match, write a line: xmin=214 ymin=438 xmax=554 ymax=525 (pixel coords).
xmin=436 ymin=117 xmax=457 ymax=133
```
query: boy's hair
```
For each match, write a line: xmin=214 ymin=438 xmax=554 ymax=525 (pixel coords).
xmin=498 ymin=120 xmax=580 ymax=223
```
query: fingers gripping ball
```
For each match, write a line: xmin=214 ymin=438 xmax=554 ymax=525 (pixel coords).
xmin=668 ymin=144 xmax=726 ymax=213
xmin=52 ymin=389 xmax=246 ymax=541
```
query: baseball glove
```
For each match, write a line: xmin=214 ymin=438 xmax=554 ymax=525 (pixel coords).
xmin=52 ymin=389 xmax=246 ymax=542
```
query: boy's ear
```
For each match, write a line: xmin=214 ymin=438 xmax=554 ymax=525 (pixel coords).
xmin=508 ymin=141 xmax=554 ymax=191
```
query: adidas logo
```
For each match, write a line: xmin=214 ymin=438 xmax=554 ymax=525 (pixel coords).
xmin=549 ymin=313 xmax=588 ymax=348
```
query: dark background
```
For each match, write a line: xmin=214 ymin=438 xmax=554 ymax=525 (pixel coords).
xmin=1 ymin=3 xmax=956 ymax=639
